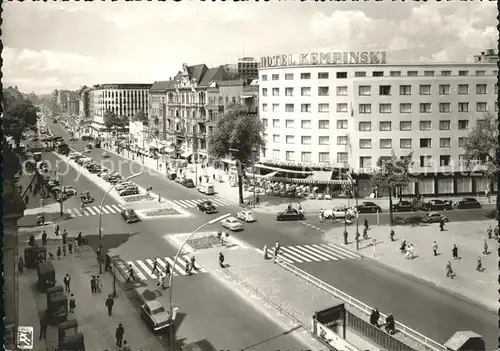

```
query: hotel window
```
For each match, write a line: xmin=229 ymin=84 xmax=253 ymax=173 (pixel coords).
xmin=420 ymin=121 xmax=432 ymax=130
xmin=262 ymin=103 xmax=268 ymax=112
xmin=439 ymin=103 xmax=451 ymax=113
xmin=337 ymin=136 xmax=348 ymax=145
xmin=318 ymin=87 xmax=329 ymax=96
xmin=272 ymin=74 xmax=279 ymax=80
xmin=439 ymin=120 xmax=451 ymax=130
xmin=458 ymin=102 xmax=469 ymax=112
xmin=359 ymin=139 xmax=372 ymax=149
xmin=318 ymin=120 xmax=329 ymax=129
xmin=440 ymin=138 xmax=451 ymax=148
xmin=424 ymin=71 xmax=434 ymax=76
xmin=285 ymin=119 xmax=294 ymax=128
xmin=285 ymin=73 xmax=294 ymax=80
xmin=336 ymin=72 xmax=347 ymax=79
xmin=400 ymin=103 xmax=412 ymax=113
xmin=285 ymin=104 xmax=294 ymax=112
xmin=439 ymin=84 xmax=450 ymax=95
xmin=359 ymin=121 xmax=371 ymax=131
xmin=286 ymin=151 xmax=295 ymax=161
xmin=458 ymin=155 xmax=468 ymax=166
xmin=318 ymin=72 xmax=329 ymax=79
xmin=336 ymin=86 xmax=348 ymax=96
xmin=359 ymin=157 xmax=372 ymax=168
xmin=355 ymin=71 xmax=366 ymax=77
xmin=420 ymin=138 xmax=431 ymax=148
xmin=337 ymin=120 xmax=348 ymax=129
xmin=458 ymin=84 xmax=469 ymax=94
xmin=458 ymin=137 xmax=465 ymax=147
xmin=261 ymin=75 xmax=267 ymax=81
xmin=301 ymin=136 xmax=311 ymax=144
xmin=337 ymin=103 xmax=348 ymax=112
xmin=301 ymin=73 xmax=311 ymax=80
xmin=420 ymin=103 xmax=431 ymax=113
xmin=319 ymin=152 xmax=330 ymax=162
xmin=400 ymin=138 xmax=412 ymax=149
xmin=359 ymin=104 xmax=372 ymax=114
xmin=441 ymin=70 xmax=451 ymax=76
xmin=301 ymin=87 xmax=311 ymax=96
xmin=379 ymin=85 xmax=391 ymax=95
xmin=262 ymin=118 xmax=268 ymax=127
xmin=273 ymin=119 xmax=280 ymax=128
xmin=458 ymin=120 xmax=469 ymax=130
xmin=301 ymin=120 xmax=311 ymax=129
xmin=272 ymin=88 xmax=279 ymax=96
xmin=285 ymin=87 xmax=294 ymax=96
xmin=379 ymin=103 xmax=391 ymax=114
xmin=301 ymin=104 xmax=312 ymax=112
xmin=458 ymin=70 xmax=468 ymax=76
xmin=262 ymin=88 xmax=268 ymax=96
xmin=319 ymin=136 xmax=330 ymax=145
xmin=272 ymin=104 xmax=280 ymax=112
xmin=440 ymin=155 xmax=451 ymax=166
xmin=475 ymin=70 xmax=486 ymax=76
xmin=301 ymin=152 xmax=312 ymax=162
xmin=359 ymin=86 xmax=371 ymax=96
xmin=318 ymin=103 xmax=330 ymax=113
xmin=420 ymin=155 xmax=432 ymax=167
xmin=476 ymin=102 xmax=487 ymax=112
xmin=419 ymin=85 xmax=431 ymax=95
xmin=390 ymin=71 xmax=401 ymax=77
xmin=273 ymin=134 xmax=280 ymax=143
xmin=380 ymin=139 xmax=392 ymax=149
xmin=379 ymin=121 xmax=392 ymax=131
xmin=286 ymin=135 xmax=295 ymax=144
xmin=476 ymin=84 xmax=487 ymax=94
xmin=407 ymin=71 xmax=418 ymax=76
xmin=373 ymin=71 xmax=384 ymax=77
xmin=272 ymin=149 xmax=280 ymax=160
xmin=399 ymin=85 xmax=411 ymax=95
xmin=337 ymin=152 xmax=348 ymax=164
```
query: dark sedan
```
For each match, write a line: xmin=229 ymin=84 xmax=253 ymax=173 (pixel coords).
xmin=356 ymin=202 xmax=382 ymax=213
xmin=392 ymin=201 xmax=414 ymax=212
xmin=455 ymin=197 xmax=482 ymax=209
xmin=182 ymin=179 xmax=195 ymax=188
xmin=197 ymin=200 xmax=217 ymax=214
xmin=276 ymin=209 xmax=305 ymax=221
xmin=121 ymin=209 xmax=141 ymax=223
xmin=421 ymin=199 xmax=447 ymax=211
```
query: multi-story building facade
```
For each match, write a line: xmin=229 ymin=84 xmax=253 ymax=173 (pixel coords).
xmin=222 ymin=57 xmax=259 ymax=83
xmin=68 ymin=91 xmax=79 ymax=116
xmin=77 ymin=86 xmax=91 ymax=119
xmin=258 ymin=49 xmax=498 ymax=196
xmin=56 ymin=90 xmax=70 ymax=112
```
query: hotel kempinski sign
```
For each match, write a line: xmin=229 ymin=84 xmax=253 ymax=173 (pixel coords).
xmin=260 ymin=51 xmax=387 ymax=68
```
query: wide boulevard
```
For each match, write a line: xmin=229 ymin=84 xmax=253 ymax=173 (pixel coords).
xmin=50 ymin=121 xmax=497 ymax=349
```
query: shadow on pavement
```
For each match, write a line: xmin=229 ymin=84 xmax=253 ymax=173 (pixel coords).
xmin=239 ymin=326 xmax=303 ymax=350
xmin=175 ymin=338 xmax=217 ymax=351
xmin=83 ymin=232 xmax=139 ymax=255
xmin=18 ymin=213 xmax=72 ymax=228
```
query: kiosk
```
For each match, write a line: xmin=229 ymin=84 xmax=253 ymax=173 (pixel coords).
xmin=444 ymin=331 xmax=485 ymax=351
xmin=25 ymin=246 xmax=47 ymax=269
xmin=46 ymin=286 xmax=64 ymax=306
xmin=47 ymin=295 xmax=68 ymax=325
xmin=37 ymin=261 xmax=55 ymax=292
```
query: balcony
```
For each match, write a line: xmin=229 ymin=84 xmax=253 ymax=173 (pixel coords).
xmin=206 ymin=104 xmax=224 ymax=113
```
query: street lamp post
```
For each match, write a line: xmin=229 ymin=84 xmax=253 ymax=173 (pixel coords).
xmin=168 ymin=213 xmax=232 ymax=350
xmin=57 ymin=165 xmax=65 ymax=217
xmin=97 ymin=172 xmax=142 ymax=274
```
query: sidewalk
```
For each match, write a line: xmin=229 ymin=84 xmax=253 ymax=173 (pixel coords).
xmin=18 ymin=241 xmax=164 ymax=351
xmin=324 ymin=220 xmax=497 ymax=311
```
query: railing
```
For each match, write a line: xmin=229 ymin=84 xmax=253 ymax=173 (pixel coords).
xmin=276 ymin=259 xmax=447 ymax=351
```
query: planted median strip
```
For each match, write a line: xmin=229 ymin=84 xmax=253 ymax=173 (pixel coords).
xmin=122 ymin=194 xmax=156 ymax=203
xmin=144 ymin=208 xmax=181 ymax=217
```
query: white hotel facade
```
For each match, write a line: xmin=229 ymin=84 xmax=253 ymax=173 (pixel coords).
xmin=258 ymin=49 xmax=498 ymax=197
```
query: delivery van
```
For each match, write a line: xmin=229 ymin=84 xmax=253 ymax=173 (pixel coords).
xmin=198 ymin=183 xmax=215 ymax=195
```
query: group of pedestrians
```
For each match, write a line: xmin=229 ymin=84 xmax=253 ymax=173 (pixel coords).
xmin=41 ymin=227 xmax=82 ymax=261
xmin=263 ymin=241 xmax=281 ymax=262
xmin=369 ymin=308 xmax=396 ymax=335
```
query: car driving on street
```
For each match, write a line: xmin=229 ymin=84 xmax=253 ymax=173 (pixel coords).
xmin=182 ymin=179 xmax=195 ymax=188
xmin=392 ymin=201 xmax=414 ymax=212
xmin=455 ymin=197 xmax=482 ymax=209
xmin=141 ymin=300 xmax=172 ymax=332
xmin=197 ymin=200 xmax=217 ymax=214
xmin=221 ymin=217 xmax=244 ymax=231
xmin=80 ymin=191 xmax=94 ymax=203
xmin=121 ymin=209 xmax=141 ymax=223
xmin=422 ymin=212 xmax=449 ymax=223
xmin=355 ymin=202 xmax=382 ymax=213
xmin=237 ymin=210 xmax=256 ymax=222
xmin=421 ymin=199 xmax=447 ymax=211
xmin=276 ymin=208 xmax=305 ymax=221
xmin=118 ymin=186 xmax=139 ymax=196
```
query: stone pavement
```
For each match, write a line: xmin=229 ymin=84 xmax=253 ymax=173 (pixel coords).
xmin=324 ymin=220 xmax=497 ymax=311
xmin=18 ymin=240 xmax=163 ymax=351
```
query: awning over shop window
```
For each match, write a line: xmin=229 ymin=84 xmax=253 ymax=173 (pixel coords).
xmin=254 ymin=163 xmax=313 ymax=175
xmin=268 ymin=176 xmax=350 ymax=185
xmin=181 ymin=151 xmax=192 ymax=158
xmin=305 ymin=171 xmax=333 ymax=182
xmin=240 ymin=95 xmax=254 ymax=99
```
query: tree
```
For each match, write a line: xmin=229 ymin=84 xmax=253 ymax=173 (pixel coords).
xmin=371 ymin=151 xmax=414 ymax=226
xmin=133 ymin=110 xmax=148 ymax=125
xmin=103 ymin=109 xmax=120 ymax=131
xmin=208 ymin=104 xmax=265 ymax=204
xmin=119 ymin=115 xmax=130 ymax=128
xmin=3 ymin=91 xmax=38 ymax=146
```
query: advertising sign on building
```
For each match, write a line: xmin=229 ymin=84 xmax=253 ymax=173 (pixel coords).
xmin=260 ymin=51 xmax=387 ymax=68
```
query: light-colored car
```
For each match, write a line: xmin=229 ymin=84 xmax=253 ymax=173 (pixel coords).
xmin=236 ymin=210 xmax=256 ymax=222
xmin=141 ymin=300 xmax=173 ymax=332
xmin=221 ymin=217 xmax=243 ymax=231
xmin=422 ymin=212 xmax=449 ymax=223
xmin=101 ymin=151 xmax=110 ymax=158
xmin=116 ymin=182 xmax=134 ymax=192
xmin=323 ymin=207 xmax=356 ymax=220
xmin=52 ymin=186 xmax=76 ymax=196
xmin=69 ymin=152 xmax=81 ymax=160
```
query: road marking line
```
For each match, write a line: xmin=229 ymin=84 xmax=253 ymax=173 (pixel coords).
xmin=174 ymin=257 xmax=197 ymax=275
xmin=67 ymin=208 xmax=76 ymax=216
xmin=281 ymin=247 xmax=312 ymax=262
xmin=101 ymin=206 xmax=111 ymax=214
xmin=300 ymin=245 xmax=334 ymax=261
xmin=174 ymin=200 xmax=190 ymax=208
xmin=185 ymin=199 xmax=202 ymax=207
xmin=126 ymin=261 xmax=147 ymax=280
xmin=182 ymin=254 xmax=207 ymax=272
xmin=163 ymin=257 xmax=186 ymax=275
xmin=295 ymin=245 xmax=329 ymax=261
xmin=285 ymin=246 xmax=321 ymax=262
xmin=316 ymin=244 xmax=354 ymax=260
xmin=90 ymin=206 xmax=101 ymax=215
xmin=155 ymin=258 xmax=178 ymax=276
xmin=110 ymin=204 xmax=122 ymax=212
xmin=306 ymin=245 xmax=340 ymax=261
xmin=327 ymin=243 xmax=363 ymax=259
xmin=83 ymin=209 xmax=92 ymax=216
xmin=278 ymin=250 xmax=304 ymax=263
xmin=272 ymin=252 xmax=295 ymax=264
xmin=136 ymin=260 xmax=157 ymax=279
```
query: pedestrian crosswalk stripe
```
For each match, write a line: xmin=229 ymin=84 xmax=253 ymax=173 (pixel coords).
xmin=86 ymin=207 xmax=98 ymax=215
xmin=270 ymin=243 xmax=363 ymax=264
xmin=66 ymin=204 xmax=124 ymax=217
xmin=101 ymin=207 xmax=111 ymax=214
xmin=111 ymin=204 xmax=123 ymax=212
xmin=305 ymin=245 xmax=339 ymax=261
xmin=299 ymin=245 xmax=329 ymax=261
xmin=124 ymin=256 xmax=208 ymax=281
xmin=170 ymin=197 xmax=234 ymax=209
xmin=182 ymin=254 xmax=207 ymax=272
xmin=286 ymin=246 xmax=316 ymax=262
xmin=278 ymin=248 xmax=304 ymax=263
xmin=326 ymin=243 xmax=362 ymax=259
xmin=127 ymin=262 xmax=147 ymax=280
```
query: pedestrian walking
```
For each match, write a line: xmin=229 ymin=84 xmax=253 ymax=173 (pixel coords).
xmin=256 ymin=194 xmax=260 ymax=205
xmin=164 ymin=261 xmax=171 ymax=277
xmin=69 ymin=294 xmax=76 ymax=313
xmin=405 ymin=246 xmax=412 ymax=259
xmin=62 ymin=244 xmax=67 ymax=256
xmin=62 ymin=230 xmax=68 ymax=245
xmin=274 ymin=241 xmax=280 ymax=262
xmin=105 ymin=295 xmax=114 ymax=316
xmin=495 ymin=225 xmax=499 ymax=239
xmin=369 ymin=309 xmax=380 ymax=327
xmin=185 ymin=259 xmax=191 ymax=275
xmin=18 ymin=257 xmax=24 ymax=274
xmin=157 ymin=272 xmax=166 ymax=289
xmin=487 ymin=225 xmax=493 ymax=239
xmin=24 ymin=194 xmax=29 ymax=204
xmin=115 ymin=324 xmax=124 ymax=347
xmin=485 ymin=189 xmax=490 ymax=203
xmin=389 ymin=228 xmax=395 ymax=242
xmin=439 ymin=218 xmax=445 ymax=231
xmin=151 ymin=259 xmax=160 ymax=275
xmin=68 ymin=241 xmax=73 ymax=254
xmin=55 ymin=225 xmax=60 ymax=236
xmin=40 ymin=198 xmax=45 ymax=207
xmin=63 ymin=274 xmax=71 ymax=292
xmin=190 ymin=256 xmax=197 ymax=271
xmin=96 ymin=275 xmax=102 ymax=293
xmin=483 ymin=239 xmax=489 ymax=255
xmin=158 ymin=194 xmax=161 ymax=203
xmin=319 ymin=208 xmax=324 ymax=223
xmin=56 ymin=247 xmax=62 ymax=260
xmin=90 ymin=276 xmax=96 ymax=294
xmin=41 ymin=230 xmax=47 ymax=246
xmin=39 ymin=312 xmax=48 ymax=340
xmin=343 ymin=230 xmax=348 ymax=245
xmin=476 ymin=257 xmax=483 ymax=272
xmin=263 ymin=244 xmax=268 ymax=259
xmin=126 ymin=265 xmax=135 ymax=282
xmin=74 ymin=240 xmax=79 ymax=252
xmin=219 ymin=252 xmax=225 ymax=268
xmin=432 ymin=241 xmax=438 ymax=256
xmin=452 ymin=244 xmax=459 ymax=259
xmin=445 ymin=261 xmax=454 ymax=278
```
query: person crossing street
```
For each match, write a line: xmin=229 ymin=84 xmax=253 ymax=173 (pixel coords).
xmin=432 ymin=241 xmax=438 ymax=256
xmin=190 ymin=256 xmax=197 ymax=272
xmin=274 ymin=241 xmax=280 ymax=262
xmin=151 ymin=259 xmax=160 ymax=275
xmin=41 ymin=230 xmax=47 ymax=246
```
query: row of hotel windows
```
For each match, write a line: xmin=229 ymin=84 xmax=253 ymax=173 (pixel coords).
xmin=262 ymin=102 xmax=497 ymax=113
xmin=261 ymin=70 xmax=497 ymax=81
xmin=263 ymin=119 xmax=475 ymax=131
xmin=261 ymin=84 xmax=497 ymax=97
xmin=98 ymin=90 xmax=148 ymax=98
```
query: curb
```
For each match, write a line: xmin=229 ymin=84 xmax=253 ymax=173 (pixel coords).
xmin=18 ymin=214 xmax=73 ymax=228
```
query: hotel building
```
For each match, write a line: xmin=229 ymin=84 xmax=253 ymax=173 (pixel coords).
xmin=258 ymin=49 xmax=498 ymax=196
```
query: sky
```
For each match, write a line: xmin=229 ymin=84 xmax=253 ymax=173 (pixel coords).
xmin=3 ymin=1 xmax=498 ymax=94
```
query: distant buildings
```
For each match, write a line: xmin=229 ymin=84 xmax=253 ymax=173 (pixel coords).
xmin=77 ymin=86 xmax=91 ymax=119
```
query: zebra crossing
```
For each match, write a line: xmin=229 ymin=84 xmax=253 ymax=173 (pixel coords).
xmin=170 ymin=197 xmax=234 ymax=209
xmin=270 ymin=243 xmax=363 ymax=264
xmin=66 ymin=204 xmax=125 ymax=217
xmin=118 ymin=255 xmax=208 ymax=281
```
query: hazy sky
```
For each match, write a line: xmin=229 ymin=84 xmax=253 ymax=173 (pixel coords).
xmin=3 ymin=1 xmax=497 ymax=94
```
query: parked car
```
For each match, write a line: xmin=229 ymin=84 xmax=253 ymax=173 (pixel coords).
xmin=221 ymin=217 xmax=243 ymax=231
xmin=108 ymin=176 xmax=123 ymax=184
xmin=121 ymin=209 xmax=141 ymax=223
xmin=392 ymin=201 xmax=414 ymax=212
xmin=52 ymin=186 xmax=76 ymax=196
xmin=422 ymin=212 xmax=449 ymax=223
xmin=323 ymin=207 xmax=355 ymax=220
xmin=101 ymin=151 xmax=109 ymax=158
xmin=355 ymin=202 xmax=382 ymax=213
xmin=196 ymin=200 xmax=217 ymax=214
xmin=421 ymin=199 xmax=447 ymax=211
xmin=236 ymin=210 xmax=256 ymax=222
xmin=443 ymin=200 xmax=454 ymax=210
xmin=141 ymin=300 xmax=172 ymax=332
xmin=116 ymin=182 xmax=134 ymax=192
xmin=455 ymin=197 xmax=482 ymax=209
xmin=119 ymin=187 xmax=139 ymax=196
xmin=47 ymin=179 xmax=60 ymax=188
xmin=85 ymin=143 xmax=93 ymax=150
xmin=182 ymin=179 xmax=195 ymax=188
xmin=80 ymin=191 xmax=94 ymax=203
xmin=69 ymin=152 xmax=81 ymax=160
xmin=276 ymin=208 xmax=305 ymax=221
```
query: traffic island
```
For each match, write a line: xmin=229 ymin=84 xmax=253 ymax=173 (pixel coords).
xmin=121 ymin=194 xmax=156 ymax=203
xmin=136 ymin=206 xmax=191 ymax=219
xmin=165 ymin=231 xmax=248 ymax=254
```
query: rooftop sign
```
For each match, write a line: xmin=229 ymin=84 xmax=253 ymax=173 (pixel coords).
xmin=260 ymin=52 xmax=387 ymax=68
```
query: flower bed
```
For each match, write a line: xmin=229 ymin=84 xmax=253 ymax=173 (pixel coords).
xmin=187 ymin=234 xmax=224 ymax=250
xmin=145 ymin=208 xmax=181 ymax=217
xmin=122 ymin=194 xmax=155 ymax=203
